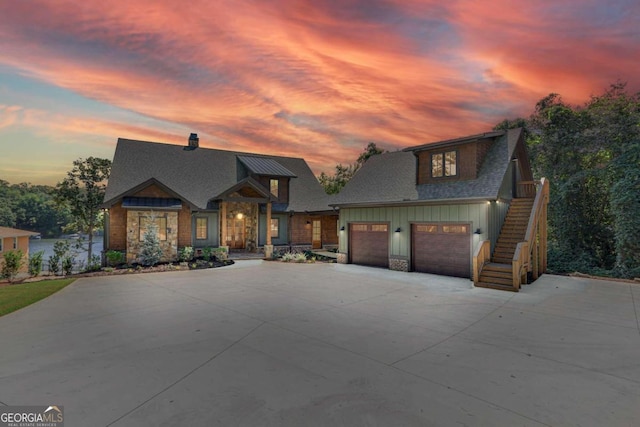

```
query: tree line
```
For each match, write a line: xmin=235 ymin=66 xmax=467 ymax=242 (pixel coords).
xmin=0 ymin=180 xmax=71 ymax=237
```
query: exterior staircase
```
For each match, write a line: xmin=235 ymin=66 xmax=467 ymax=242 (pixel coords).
xmin=476 ymin=198 xmax=534 ymax=291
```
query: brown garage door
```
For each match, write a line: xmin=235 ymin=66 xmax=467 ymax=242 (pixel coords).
xmin=349 ymin=223 xmax=389 ymax=268
xmin=412 ymin=223 xmax=470 ymax=278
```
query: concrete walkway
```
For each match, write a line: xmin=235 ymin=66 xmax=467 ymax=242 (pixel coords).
xmin=0 ymin=262 xmax=639 ymax=426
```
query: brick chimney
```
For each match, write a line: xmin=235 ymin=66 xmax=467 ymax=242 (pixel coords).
xmin=188 ymin=133 xmax=199 ymax=148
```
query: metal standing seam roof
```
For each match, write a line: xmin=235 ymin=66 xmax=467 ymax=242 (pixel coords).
xmin=122 ymin=197 xmax=183 ymax=209
xmin=237 ymin=155 xmax=297 ymax=177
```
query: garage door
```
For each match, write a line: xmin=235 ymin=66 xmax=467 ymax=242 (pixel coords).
xmin=412 ymin=223 xmax=470 ymax=277
xmin=349 ymin=223 xmax=389 ymax=268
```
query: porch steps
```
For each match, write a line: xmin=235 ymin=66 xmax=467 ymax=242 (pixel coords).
xmin=476 ymin=198 xmax=534 ymax=291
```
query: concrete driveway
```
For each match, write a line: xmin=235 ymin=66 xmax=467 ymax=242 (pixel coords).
xmin=1 ymin=261 xmax=639 ymax=426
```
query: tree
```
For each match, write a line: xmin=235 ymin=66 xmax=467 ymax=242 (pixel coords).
xmin=502 ymin=82 xmax=640 ymax=277
xmin=140 ymin=219 xmax=163 ymax=266
xmin=1 ymin=250 xmax=24 ymax=283
xmin=318 ymin=142 xmax=385 ymax=194
xmin=54 ymin=157 xmax=111 ymax=262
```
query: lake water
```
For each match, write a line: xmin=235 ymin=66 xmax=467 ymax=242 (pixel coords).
xmin=29 ymin=237 xmax=104 ymax=272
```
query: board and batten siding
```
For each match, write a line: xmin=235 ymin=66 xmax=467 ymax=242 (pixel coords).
xmin=339 ymin=203 xmax=489 ymax=258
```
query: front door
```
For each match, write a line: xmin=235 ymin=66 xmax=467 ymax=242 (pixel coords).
xmin=312 ymin=220 xmax=321 ymax=249
xmin=226 ymin=217 xmax=245 ymax=249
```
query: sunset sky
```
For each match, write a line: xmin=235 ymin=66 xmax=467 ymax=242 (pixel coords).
xmin=1 ymin=0 xmax=638 ymax=185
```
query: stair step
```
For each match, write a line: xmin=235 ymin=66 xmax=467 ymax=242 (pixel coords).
xmin=475 ymin=282 xmax=518 ymax=292
xmin=492 ymin=257 xmax=513 ymax=264
xmin=480 ymin=272 xmax=512 ymax=282
xmin=484 ymin=262 xmax=511 ymax=271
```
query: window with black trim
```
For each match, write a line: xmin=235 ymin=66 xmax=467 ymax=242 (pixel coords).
xmin=13 ymin=237 xmax=17 ymax=249
xmin=0 ymin=238 xmax=3 ymax=252
xmin=270 ymin=218 xmax=279 ymax=238
xmin=196 ymin=217 xmax=207 ymax=240
xmin=270 ymin=179 xmax=279 ymax=197
xmin=431 ymin=150 xmax=457 ymax=177
xmin=139 ymin=216 xmax=167 ymax=241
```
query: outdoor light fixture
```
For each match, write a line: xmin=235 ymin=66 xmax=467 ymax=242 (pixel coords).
xmin=340 ymin=226 xmax=345 ymax=231
xmin=306 ymin=220 xmax=311 ymax=225
xmin=474 ymin=228 xmax=482 ymax=234
xmin=395 ymin=227 xmax=402 ymax=233
xmin=237 ymin=213 xmax=244 ymax=220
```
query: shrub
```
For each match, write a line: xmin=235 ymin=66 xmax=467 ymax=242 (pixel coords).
xmin=48 ymin=256 xmax=60 ymax=275
xmin=140 ymin=221 xmax=163 ymax=267
xmin=62 ymin=255 xmax=75 ymax=276
xmin=29 ymin=250 xmax=44 ymax=277
xmin=281 ymin=252 xmax=295 ymax=262
xmin=178 ymin=246 xmax=194 ymax=262
xmin=1 ymin=250 xmax=24 ymax=282
xmin=201 ymin=246 xmax=213 ymax=261
xmin=106 ymin=250 xmax=125 ymax=267
xmin=85 ymin=254 xmax=102 ymax=272
xmin=293 ymin=253 xmax=307 ymax=263
xmin=48 ymin=240 xmax=71 ymax=275
xmin=212 ymin=247 xmax=228 ymax=261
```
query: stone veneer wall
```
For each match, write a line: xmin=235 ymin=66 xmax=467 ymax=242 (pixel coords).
xmin=126 ymin=210 xmax=179 ymax=263
xmin=337 ymin=253 xmax=347 ymax=264
xmin=389 ymin=257 xmax=409 ymax=272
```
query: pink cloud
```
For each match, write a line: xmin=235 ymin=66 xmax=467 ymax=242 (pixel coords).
xmin=0 ymin=0 xmax=638 ymax=184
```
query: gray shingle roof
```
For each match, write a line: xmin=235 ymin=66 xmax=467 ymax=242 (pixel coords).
xmin=331 ymin=128 xmax=522 ymax=206
xmin=103 ymin=139 xmax=332 ymax=212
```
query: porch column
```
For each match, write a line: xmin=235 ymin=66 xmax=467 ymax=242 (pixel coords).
xmin=265 ymin=201 xmax=273 ymax=258
xmin=266 ymin=202 xmax=272 ymax=245
xmin=220 ymin=201 xmax=227 ymax=246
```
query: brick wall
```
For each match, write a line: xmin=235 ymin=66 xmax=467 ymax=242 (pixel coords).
xmin=108 ymin=202 xmax=127 ymax=250
xmin=177 ymin=205 xmax=192 ymax=247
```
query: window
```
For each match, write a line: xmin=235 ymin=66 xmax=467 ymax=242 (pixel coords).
xmin=270 ymin=218 xmax=279 ymax=238
xmin=352 ymin=224 xmax=367 ymax=232
xmin=139 ymin=215 xmax=167 ymax=241
xmin=13 ymin=237 xmax=17 ymax=249
xmin=432 ymin=150 xmax=457 ymax=177
xmin=0 ymin=238 xmax=3 ymax=252
xmin=196 ymin=217 xmax=207 ymax=240
xmin=270 ymin=179 xmax=279 ymax=197
xmin=371 ymin=224 xmax=388 ymax=232
xmin=442 ymin=225 xmax=468 ymax=234
xmin=415 ymin=225 xmax=438 ymax=233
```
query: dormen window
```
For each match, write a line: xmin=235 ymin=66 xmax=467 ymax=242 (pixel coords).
xmin=270 ymin=179 xmax=279 ymax=197
xmin=431 ymin=151 xmax=457 ymax=177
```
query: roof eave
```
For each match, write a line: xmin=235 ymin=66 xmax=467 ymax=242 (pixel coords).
xmin=403 ymin=130 xmax=506 ymax=152
xmin=330 ymin=196 xmax=497 ymax=209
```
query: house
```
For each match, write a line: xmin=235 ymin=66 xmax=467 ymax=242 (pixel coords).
xmin=101 ymin=134 xmax=338 ymax=263
xmin=0 ymin=226 xmax=39 ymax=273
xmin=330 ymin=128 xmax=549 ymax=291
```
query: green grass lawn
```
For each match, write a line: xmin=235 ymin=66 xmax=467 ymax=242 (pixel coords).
xmin=0 ymin=278 xmax=75 ymax=317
